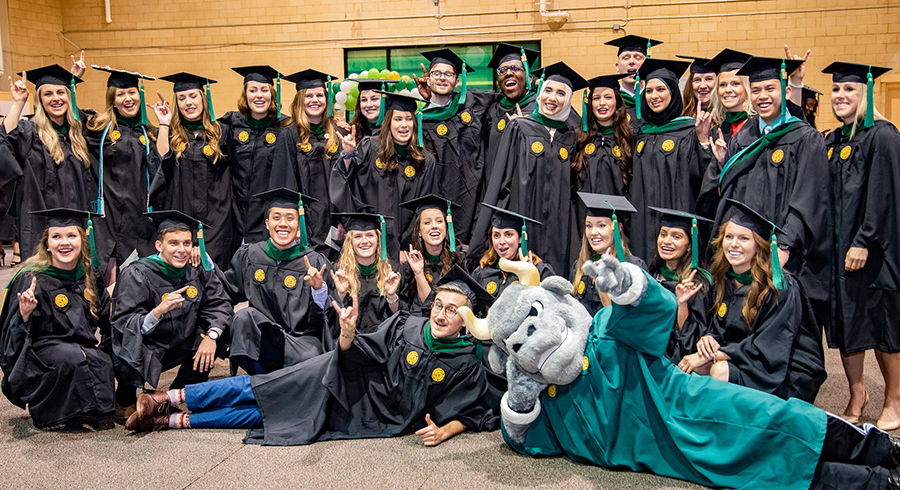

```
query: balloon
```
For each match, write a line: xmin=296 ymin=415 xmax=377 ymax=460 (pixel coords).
xmin=407 ymin=79 xmax=418 ymax=91
xmin=400 ymin=88 xmax=410 ymax=95
xmin=334 ymin=91 xmax=348 ymax=104
xmin=368 ymin=68 xmax=380 ymax=78
xmin=410 ymin=88 xmax=421 ymax=99
xmin=334 ymin=103 xmax=346 ymax=111
xmin=331 ymin=82 xmax=341 ymax=93
xmin=350 ymin=85 xmax=360 ymax=97
xmin=379 ymin=69 xmax=392 ymax=79
xmin=348 ymin=73 xmax=359 ymax=79
xmin=400 ymin=74 xmax=411 ymax=83
xmin=345 ymin=94 xmax=357 ymax=111
xmin=465 ymin=46 xmax=486 ymax=65
xmin=340 ymin=81 xmax=353 ymax=93
xmin=390 ymin=70 xmax=400 ymax=80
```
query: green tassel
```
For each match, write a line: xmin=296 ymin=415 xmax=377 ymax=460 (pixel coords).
xmin=298 ymin=196 xmax=309 ymax=249
xmin=276 ymin=73 xmax=282 ymax=117
xmin=416 ymin=110 xmax=423 ymax=148
xmin=87 ymin=217 xmax=99 ymax=268
xmin=447 ymin=202 xmax=456 ymax=252
xmin=376 ymin=82 xmax=386 ymax=126
xmin=520 ymin=48 xmax=531 ymax=87
xmin=70 ymin=75 xmax=80 ymax=122
xmin=379 ymin=215 xmax=388 ymax=261
xmin=690 ymin=217 xmax=699 ymax=270
xmin=327 ymin=75 xmax=333 ymax=117
xmin=864 ymin=66 xmax=875 ymax=129
xmin=139 ymin=79 xmax=148 ymax=126
xmin=581 ymin=89 xmax=589 ymax=132
xmin=531 ymin=77 xmax=545 ymax=117
xmin=205 ymin=79 xmax=215 ymax=120
xmin=770 ymin=229 xmax=785 ymax=291
xmin=612 ymin=213 xmax=626 ymax=263
xmin=646 ymin=39 xmax=652 ymax=58
xmin=198 ymin=223 xmax=211 ymax=271
xmin=519 ymin=219 xmax=528 ymax=259
xmin=458 ymin=62 xmax=467 ymax=106
xmin=779 ymin=60 xmax=787 ymax=121
xmin=634 ymin=72 xmax=642 ymax=120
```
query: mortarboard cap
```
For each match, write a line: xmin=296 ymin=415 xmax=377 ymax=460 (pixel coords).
xmin=736 ymin=57 xmax=804 ymax=83
xmin=284 ymin=69 xmax=336 ymax=91
xmin=160 ymin=72 xmax=217 ymax=93
xmin=20 ymin=64 xmax=83 ymax=89
xmin=587 ymin=73 xmax=630 ymax=91
xmin=231 ymin=65 xmax=282 ymax=85
xmin=676 ymin=55 xmax=714 ymax=75
xmin=481 ymin=202 xmax=542 ymax=258
xmin=533 ymin=61 xmax=589 ymax=90
xmin=92 ymin=65 xmax=155 ymax=89
xmin=420 ymin=48 xmax=476 ymax=74
xmin=704 ymin=49 xmax=753 ymax=75
xmin=637 ymin=58 xmax=691 ymax=82
xmin=488 ymin=42 xmax=540 ymax=69
xmin=605 ymin=35 xmax=663 ymax=56
xmin=435 ymin=264 xmax=495 ymax=314
xmin=821 ymin=61 xmax=892 ymax=84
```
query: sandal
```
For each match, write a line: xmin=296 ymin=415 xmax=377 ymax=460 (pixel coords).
xmin=9 ymin=252 xmax=20 ymax=267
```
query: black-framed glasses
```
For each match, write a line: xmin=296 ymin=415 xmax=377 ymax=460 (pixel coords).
xmin=497 ymin=65 xmax=524 ymax=75
xmin=429 ymin=71 xmax=457 ymax=80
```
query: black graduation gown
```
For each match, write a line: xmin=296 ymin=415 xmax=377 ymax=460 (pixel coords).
xmin=825 ymin=121 xmax=900 ymax=354
xmin=268 ymin=125 xmax=337 ymax=254
xmin=84 ymin=119 xmax=160 ymax=273
xmin=0 ymin=269 xmax=115 ymax=428
xmin=570 ymin=255 xmax=647 ymax=318
xmin=110 ymin=258 xmax=233 ymax=388
xmin=219 ymin=241 xmax=338 ymax=366
xmin=711 ymin=114 xmax=751 ymax=147
xmin=470 ymin=116 xmax=579 ymax=273
xmin=699 ymin=118 xmax=833 ymax=312
xmin=221 ymin=112 xmax=290 ymax=244
xmin=0 ymin=119 xmax=95 ymax=260
xmin=708 ymin=275 xmax=826 ymax=403
xmin=576 ymin=130 xmax=628 ymax=196
xmin=653 ymin=275 xmax=711 ymax=364
xmin=330 ymin=136 xmax=436 ymax=257
xmin=630 ymin=120 xmax=707 ymax=261
xmin=150 ymin=123 xmax=236 ymax=268
xmin=421 ymin=94 xmax=484 ymax=244
xmin=244 ymin=312 xmax=497 ymax=446
xmin=348 ymin=265 xmax=408 ymax=334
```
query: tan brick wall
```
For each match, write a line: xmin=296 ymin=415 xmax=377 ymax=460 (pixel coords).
xmin=5 ymin=0 xmax=900 ymax=128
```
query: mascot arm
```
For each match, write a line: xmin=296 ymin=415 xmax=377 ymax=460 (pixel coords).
xmin=501 ymin=358 xmax=548 ymax=445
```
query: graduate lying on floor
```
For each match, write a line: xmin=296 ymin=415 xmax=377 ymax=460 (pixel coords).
xmin=125 ymin=266 xmax=498 ymax=446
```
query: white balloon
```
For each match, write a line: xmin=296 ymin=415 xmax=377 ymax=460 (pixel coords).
xmin=340 ymin=81 xmax=353 ymax=93
xmin=348 ymin=73 xmax=359 ymax=79
xmin=335 ymin=92 xmax=348 ymax=104
xmin=410 ymin=88 xmax=420 ymax=98
xmin=400 ymin=89 xmax=410 ymax=95
xmin=334 ymin=103 xmax=346 ymax=111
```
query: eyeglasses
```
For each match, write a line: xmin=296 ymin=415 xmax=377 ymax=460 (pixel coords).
xmin=431 ymin=300 xmax=458 ymax=319
xmin=497 ymin=65 xmax=524 ymax=75
xmin=429 ymin=71 xmax=457 ymax=80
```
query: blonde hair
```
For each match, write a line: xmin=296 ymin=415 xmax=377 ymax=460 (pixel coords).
xmin=832 ymin=82 xmax=888 ymax=141
xmin=336 ymin=229 xmax=392 ymax=297
xmin=24 ymin=226 xmax=98 ymax=318
xmin=33 ymin=88 xmax=91 ymax=168
xmin=170 ymin=90 xmax=224 ymax=163
xmin=709 ymin=71 xmax=754 ymax=128
xmin=87 ymin=87 xmax=157 ymax=142
xmin=290 ymin=88 xmax=337 ymax=158
xmin=571 ymin=219 xmax=633 ymax=294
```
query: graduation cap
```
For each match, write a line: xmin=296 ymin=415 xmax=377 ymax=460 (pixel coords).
xmin=400 ymin=194 xmax=461 ymax=253
xmin=332 ymin=212 xmax=394 ymax=261
xmin=488 ymin=43 xmax=540 ymax=85
xmin=374 ymin=90 xmax=426 ymax=145
xmin=253 ymin=187 xmax=317 ymax=250
xmin=30 ymin=208 xmax=101 ymax=267
xmin=160 ymin=72 xmax=218 ymax=119
xmin=801 ymin=85 xmax=822 ymax=99
xmin=480 ymin=203 xmax=542 ymax=259
xmin=144 ymin=210 xmax=212 ymax=271
xmin=822 ymin=62 xmax=892 ymax=128
xmin=20 ymin=64 xmax=84 ymax=122
xmin=583 ymin=74 xmax=631 ymax=131
xmin=532 ymin=62 xmax=589 ymax=126
xmin=676 ymin=55 xmax=714 ymax=75
xmin=232 ymin=65 xmax=283 ymax=116
xmin=577 ymin=192 xmax=636 ymax=263
xmin=704 ymin=49 xmax=753 ymax=74
xmin=93 ymin=65 xmax=156 ymax=125
xmin=284 ymin=69 xmax=338 ymax=117
xmin=723 ymin=199 xmax=786 ymax=290
xmin=354 ymin=80 xmax=399 ymax=126
xmin=736 ymin=57 xmax=805 ymax=122
xmin=604 ymin=35 xmax=663 ymax=57
xmin=434 ymin=264 xmax=495 ymax=315
xmin=648 ymin=206 xmax=713 ymax=275
xmin=634 ymin=58 xmax=690 ymax=120
xmin=421 ymin=48 xmax=474 ymax=106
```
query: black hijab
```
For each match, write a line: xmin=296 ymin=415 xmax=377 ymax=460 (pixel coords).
xmin=640 ymin=76 xmax=683 ymax=125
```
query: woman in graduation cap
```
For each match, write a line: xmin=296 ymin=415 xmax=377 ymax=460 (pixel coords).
xmin=702 ymin=49 xmax=754 ymax=152
xmin=629 ymin=58 xmax=709 ymax=263
xmin=1 ymin=65 xmax=94 ymax=262
xmin=679 ymin=56 xmax=716 ymax=119
xmin=84 ymin=66 xmax=161 ymax=284
xmin=471 ymin=61 xmax=587 ymax=274
xmin=646 ymin=207 xmax=714 ymax=363
xmin=0 ymin=208 xmax=115 ymax=430
xmin=221 ymin=66 xmax=290 ymax=244
xmin=349 ymin=79 xmax=397 ymax=143
xmin=150 ymin=72 xmax=236 ymax=268
xmin=572 ymin=74 xmax=633 ymax=197
xmin=822 ymin=62 xmax=900 ymax=429
xmin=331 ymin=212 xmax=404 ymax=331
xmin=570 ymin=193 xmax=646 ymax=317
xmin=333 ymin=91 xmax=436 ymax=257
xmin=677 ymin=200 xmax=825 ymax=403
xmin=269 ymin=69 xmax=339 ymax=255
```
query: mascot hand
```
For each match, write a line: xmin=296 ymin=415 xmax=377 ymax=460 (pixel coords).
xmin=506 ymin=358 xmax=547 ymax=414
xmin=582 ymin=255 xmax=646 ymax=306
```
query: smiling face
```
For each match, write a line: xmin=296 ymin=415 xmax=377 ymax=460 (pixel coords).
xmin=750 ymin=79 xmax=789 ymax=124
xmin=39 ymin=84 xmax=70 ymax=124
xmin=350 ymin=229 xmax=378 ymax=262
xmin=657 ymin=226 xmax=689 ymax=263
xmin=722 ymin=221 xmax=758 ymax=274
xmin=539 ymin=80 xmax=568 ymax=117
xmin=47 ymin=225 xmax=82 ymax=270
xmin=114 ymin=87 xmax=141 ymax=118
xmin=497 ymin=59 xmax=528 ymax=100
xmin=491 ymin=227 xmax=520 ymax=260
xmin=419 ymin=208 xmax=447 ymax=249
xmin=831 ymin=81 xmax=861 ymax=125
xmin=585 ymin=216 xmax=614 ymax=254
xmin=717 ymin=70 xmax=747 ymax=112
xmin=429 ymin=290 xmax=468 ymax=339
xmin=591 ymin=87 xmax=617 ymax=126
xmin=176 ymin=89 xmax=204 ymax=122
xmin=692 ymin=73 xmax=717 ymax=108
xmin=304 ymin=87 xmax=327 ymax=121
xmin=266 ymin=207 xmax=300 ymax=249
xmin=615 ymin=51 xmax=646 ymax=87
xmin=428 ymin=63 xmax=458 ymax=97
xmin=155 ymin=229 xmax=193 ymax=268
xmin=390 ymin=110 xmax=415 ymax=145
xmin=645 ymin=78 xmax=671 ymax=114
xmin=245 ymin=81 xmax=273 ymax=119
xmin=358 ymin=90 xmax=381 ymax=122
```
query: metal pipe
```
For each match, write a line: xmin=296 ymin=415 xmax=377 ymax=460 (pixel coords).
xmin=105 ymin=0 xmax=112 ymax=23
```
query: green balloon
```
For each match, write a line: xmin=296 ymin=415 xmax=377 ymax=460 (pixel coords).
xmin=379 ymin=69 xmax=392 ymax=79
xmin=350 ymin=85 xmax=360 ymax=97
xmin=346 ymin=94 xmax=357 ymax=111
xmin=407 ymin=79 xmax=418 ymax=91
xmin=368 ymin=68 xmax=380 ymax=78
xmin=331 ymin=81 xmax=341 ymax=93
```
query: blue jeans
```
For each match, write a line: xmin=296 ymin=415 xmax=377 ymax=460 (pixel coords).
xmin=183 ymin=375 xmax=262 ymax=428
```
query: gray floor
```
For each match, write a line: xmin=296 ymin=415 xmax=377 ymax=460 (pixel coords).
xmin=0 ymin=258 xmax=891 ymax=490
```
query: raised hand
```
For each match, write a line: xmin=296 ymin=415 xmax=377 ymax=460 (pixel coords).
xmin=155 ymin=285 xmax=190 ymax=317
xmin=709 ymin=128 xmax=727 ymax=164
xmin=506 ymin=103 xmax=524 ymax=122
xmin=17 ymin=277 xmax=38 ymax=322
xmin=384 ymin=263 xmax=401 ymax=297
xmin=330 ymin=268 xmax=350 ymax=297
xmin=674 ymin=270 xmax=702 ymax=305
xmin=415 ymin=63 xmax=431 ymax=100
xmin=695 ymin=110 xmax=713 ymax=143
xmin=70 ymin=51 xmax=86 ymax=78
xmin=303 ymin=256 xmax=324 ymax=290
xmin=339 ymin=125 xmax=357 ymax=156
xmin=9 ymin=72 xmax=28 ymax=103
xmin=405 ymin=245 xmax=425 ymax=276
xmin=784 ymin=45 xmax=811 ymax=86
xmin=148 ymin=91 xmax=172 ymax=126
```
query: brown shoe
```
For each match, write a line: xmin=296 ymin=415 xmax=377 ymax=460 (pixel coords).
xmin=114 ymin=402 xmax=136 ymax=423
xmin=124 ymin=412 xmax=168 ymax=432
xmin=135 ymin=391 xmax=171 ymax=420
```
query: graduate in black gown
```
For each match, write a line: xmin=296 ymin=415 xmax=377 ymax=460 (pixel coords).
xmin=677 ymin=200 xmax=826 ymax=403
xmin=150 ymin=72 xmax=236 ymax=268
xmin=697 ymin=56 xmax=833 ymax=328
xmin=0 ymin=208 xmax=114 ymax=430
xmin=415 ymin=48 xmax=483 ymax=244
xmin=331 ymin=212 xmax=404 ymax=332
xmin=0 ymin=65 xmax=93 ymax=261
xmin=221 ymin=66 xmax=290 ymax=244
xmin=630 ymin=58 xmax=708 ymax=261
xmin=570 ymin=193 xmax=646 ymax=318
xmin=679 ymin=56 xmax=716 ymax=119
xmin=645 ymin=207 xmax=713 ymax=364
xmin=268 ymin=69 xmax=340 ymax=255
xmin=349 ymin=79 xmax=397 ymax=144
xmin=604 ymin=34 xmax=663 ymax=126
xmin=700 ymin=49 xmax=755 ymax=163
xmin=221 ymin=188 xmax=337 ymax=375
xmin=822 ymin=62 xmax=900 ymax=430
xmin=110 ymin=211 xmax=232 ymax=415
xmin=332 ymin=91 xmax=436 ymax=258
xmin=84 ymin=66 xmax=160 ymax=282
xmin=470 ymin=62 xmax=588 ymax=274
xmin=572 ymin=73 xmax=633 ymax=197
xmin=124 ymin=267 xmax=498 ymax=449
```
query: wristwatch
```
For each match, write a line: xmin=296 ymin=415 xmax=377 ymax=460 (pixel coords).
xmin=207 ymin=330 xmax=220 ymax=340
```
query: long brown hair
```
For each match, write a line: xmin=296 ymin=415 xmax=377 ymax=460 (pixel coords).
xmin=571 ymin=218 xmax=633 ymax=294
xmin=478 ymin=226 xmax=543 ymax=268
xmin=709 ymin=222 xmax=779 ymax=329
xmin=24 ymin=226 xmax=98 ymax=318
xmin=336 ymin=229 xmax=393 ymax=297
xmin=87 ymin=87 xmax=158 ymax=142
xmin=33 ymin=89 xmax=91 ymax=168
xmin=682 ymin=80 xmax=699 ymax=118
xmin=351 ymin=89 xmax=378 ymax=145
xmin=404 ymin=210 xmax=463 ymax=301
xmin=170 ymin=90 xmax=223 ymax=163
xmin=377 ymin=109 xmax=427 ymax=172
xmin=289 ymin=88 xmax=337 ymax=158
xmin=236 ymin=82 xmax=279 ymax=121
xmin=573 ymin=87 xmax=633 ymax=192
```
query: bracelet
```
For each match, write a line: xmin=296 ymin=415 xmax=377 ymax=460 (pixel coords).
xmin=788 ymin=82 xmax=803 ymax=89
xmin=340 ymin=331 xmax=354 ymax=339
xmin=386 ymin=294 xmax=399 ymax=305
xmin=159 ymin=124 xmax=170 ymax=127
xmin=340 ymin=149 xmax=357 ymax=159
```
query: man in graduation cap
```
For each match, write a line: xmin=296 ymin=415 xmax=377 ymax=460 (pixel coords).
xmin=219 ymin=188 xmax=337 ymax=375
xmin=125 ymin=265 xmax=498 ymax=448
xmin=110 ymin=210 xmax=233 ymax=418
xmin=697 ymin=55 xmax=832 ymax=327
xmin=605 ymin=34 xmax=663 ymax=124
